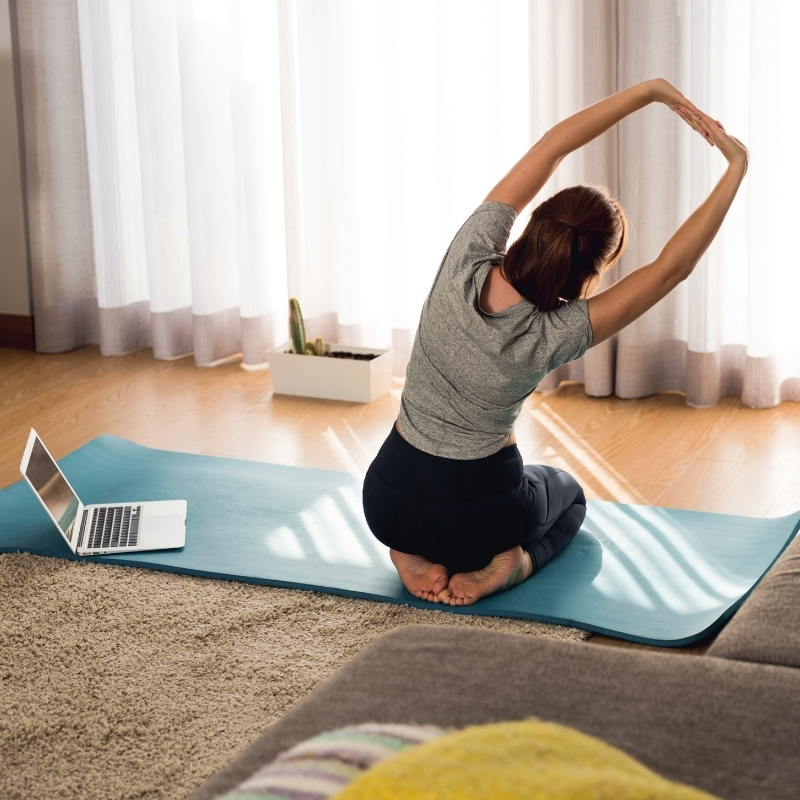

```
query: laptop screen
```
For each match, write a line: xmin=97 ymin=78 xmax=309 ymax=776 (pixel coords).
xmin=24 ymin=437 xmax=80 ymax=539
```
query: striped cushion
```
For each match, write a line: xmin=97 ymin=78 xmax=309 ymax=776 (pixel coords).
xmin=219 ymin=723 xmax=447 ymax=800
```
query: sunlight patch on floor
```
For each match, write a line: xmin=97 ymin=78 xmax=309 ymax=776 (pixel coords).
xmin=531 ymin=404 xmax=648 ymax=504
xmin=322 ymin=425 xmax=357 ymax=469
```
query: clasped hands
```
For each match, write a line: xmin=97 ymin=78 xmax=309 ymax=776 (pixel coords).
xmin=646 ymin=78 xmax=749 ymax=170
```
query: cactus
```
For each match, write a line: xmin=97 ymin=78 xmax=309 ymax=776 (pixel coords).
xmin=289 ymin=297 xmax=306 ymax=355
xmin=289 ymin=298 xmax=327 ymax=356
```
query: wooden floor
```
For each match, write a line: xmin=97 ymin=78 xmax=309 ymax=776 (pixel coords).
xmin=4 ymin=345 xmax=799 ymax=656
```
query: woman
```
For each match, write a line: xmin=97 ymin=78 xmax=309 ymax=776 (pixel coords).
xmin=362 ymin=78 xmax=748 ymax=607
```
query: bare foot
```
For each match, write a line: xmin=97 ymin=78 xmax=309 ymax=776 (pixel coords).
xmin=442 ymin=546 xmax=532 ymax=606
xmin=390 ymin=549 xmax=450 ymax=602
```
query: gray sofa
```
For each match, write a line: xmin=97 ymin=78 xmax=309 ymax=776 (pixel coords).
xmin=189 ymin=535 xmax=800 ymax=800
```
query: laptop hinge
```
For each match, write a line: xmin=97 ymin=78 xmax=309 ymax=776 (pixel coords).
xmin=77 ymin=508 xmax=89 ymax=550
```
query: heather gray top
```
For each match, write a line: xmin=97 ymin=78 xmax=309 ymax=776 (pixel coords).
xmin=398 ymin=201 xmax=593 ymax=459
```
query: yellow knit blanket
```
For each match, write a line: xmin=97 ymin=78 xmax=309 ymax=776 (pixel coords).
xmin=333 ymin=719 xmax=720 ymax=800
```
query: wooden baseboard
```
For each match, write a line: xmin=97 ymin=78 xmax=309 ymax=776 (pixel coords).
xmin=0 ymin=314 xmax=35 ymax=350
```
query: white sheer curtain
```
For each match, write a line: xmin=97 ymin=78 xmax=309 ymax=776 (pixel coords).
xmin=16 ymin=0 xmax=528 ymax=369
xmin=530 ymin=0 xmax=800 ymax=407
xmin=14 ymin=0 xmax=800 ymax=405
xmin=610 ymin=0 xmax=800 ymax=407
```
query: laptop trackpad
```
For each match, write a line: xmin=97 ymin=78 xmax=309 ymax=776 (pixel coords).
xmin=145 ymin=515 xmax=183 ymax=535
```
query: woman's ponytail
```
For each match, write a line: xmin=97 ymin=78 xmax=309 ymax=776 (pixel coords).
xmin=502 ymin=185 xmax=627 ymax=312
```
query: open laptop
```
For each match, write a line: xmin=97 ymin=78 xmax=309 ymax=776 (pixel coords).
xmin=20 ymin=429 xmax=186 ymax=556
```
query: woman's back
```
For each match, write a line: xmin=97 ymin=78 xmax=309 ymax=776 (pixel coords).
xmin=398 ymin=201 xmax=593 ymax=460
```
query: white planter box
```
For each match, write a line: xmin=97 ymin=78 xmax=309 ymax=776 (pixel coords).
xmin=266 ymin=341 xmax=393 ymax=403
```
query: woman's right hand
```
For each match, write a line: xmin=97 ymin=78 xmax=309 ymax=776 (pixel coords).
xmin=647 ymin=78 xmax=698 ymax=114
xmin=678 ymin=107 xmax=749 ymax=171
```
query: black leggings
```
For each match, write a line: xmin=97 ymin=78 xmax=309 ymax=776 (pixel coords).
xmin=362 ymin=425 xmax=586 ymax=576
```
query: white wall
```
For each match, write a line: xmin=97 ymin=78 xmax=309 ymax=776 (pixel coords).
xmin=0 ymin=0 xmax=30 ymax=316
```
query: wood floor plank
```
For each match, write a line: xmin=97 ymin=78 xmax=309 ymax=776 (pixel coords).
xmin=710 ymin=451 xmax=800 ymax=518
xmin=0 ymin=347 xmax=104 ymax=415
xmin=709 ymin=406 xmax=800 ymax=518
xmin=537 ymin=385 xmax=659 ymax=460
xmin=593 ymin=399 xmax=739 ymax=489
xmin=539 ymin=391 xmax=757 ymax=493
xmin=764 ymin=480 xmax=800 ymax=518
xmin=695 ymin=398 xmax=793 ymax=463
xmin=656 ymin=458 xmax=746 ymax=513
xmin=530 ymin=392 xmax=670 ymax=486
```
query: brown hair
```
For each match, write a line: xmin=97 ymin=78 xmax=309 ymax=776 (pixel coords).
xmin=501 ymin=185 xmax=628 ymax=312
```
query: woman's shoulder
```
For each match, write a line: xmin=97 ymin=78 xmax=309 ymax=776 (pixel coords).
xmin=436 ymin=202 xmax=518 ymax=291
xmin=451 ymin=202 xmax=517 ymax=254
xmin=466 ymin=200 xmax=517 ymax=232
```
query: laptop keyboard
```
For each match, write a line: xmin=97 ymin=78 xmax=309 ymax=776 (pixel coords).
xmin=84 ymin=505 xmax=142 ymax=550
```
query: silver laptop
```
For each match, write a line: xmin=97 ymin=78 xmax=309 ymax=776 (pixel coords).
xmin=20 ymin=429 xmax=186 ymax=556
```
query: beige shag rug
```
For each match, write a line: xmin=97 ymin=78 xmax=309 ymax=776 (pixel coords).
xmin=0 ymin=552 xmax=589 ymax=800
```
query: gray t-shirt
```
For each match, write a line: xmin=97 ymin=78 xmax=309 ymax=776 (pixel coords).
xmin=398 ymin=201 xmax=593 ymax=460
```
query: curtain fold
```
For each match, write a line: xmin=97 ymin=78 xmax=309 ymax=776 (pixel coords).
xmin=13 ymin=0 xmax=800 ymax=406
xmin=15 ymin=0 xmax=98 ymax=353
xmin=611 ymin=0 xmax=800 ymax=407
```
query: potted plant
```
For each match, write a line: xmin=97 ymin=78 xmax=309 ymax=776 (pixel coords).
xmin=266 ymin=298 xmax=393 ymax=403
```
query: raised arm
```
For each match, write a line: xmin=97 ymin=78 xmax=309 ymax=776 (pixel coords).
xmin=485 ymin=79 xmax=697 ymax=213
xmin=587 ymin=110 xmax=749 ymax=346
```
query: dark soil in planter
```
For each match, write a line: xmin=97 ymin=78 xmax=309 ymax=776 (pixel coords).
xmin=325 ymin=351 xmax=377 ymax=361
xmin=287 ymin=350 xmax=377 ymax=360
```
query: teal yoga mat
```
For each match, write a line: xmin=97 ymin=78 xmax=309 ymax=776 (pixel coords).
xmin=1 ymin=435 xmax=797 ymax=646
